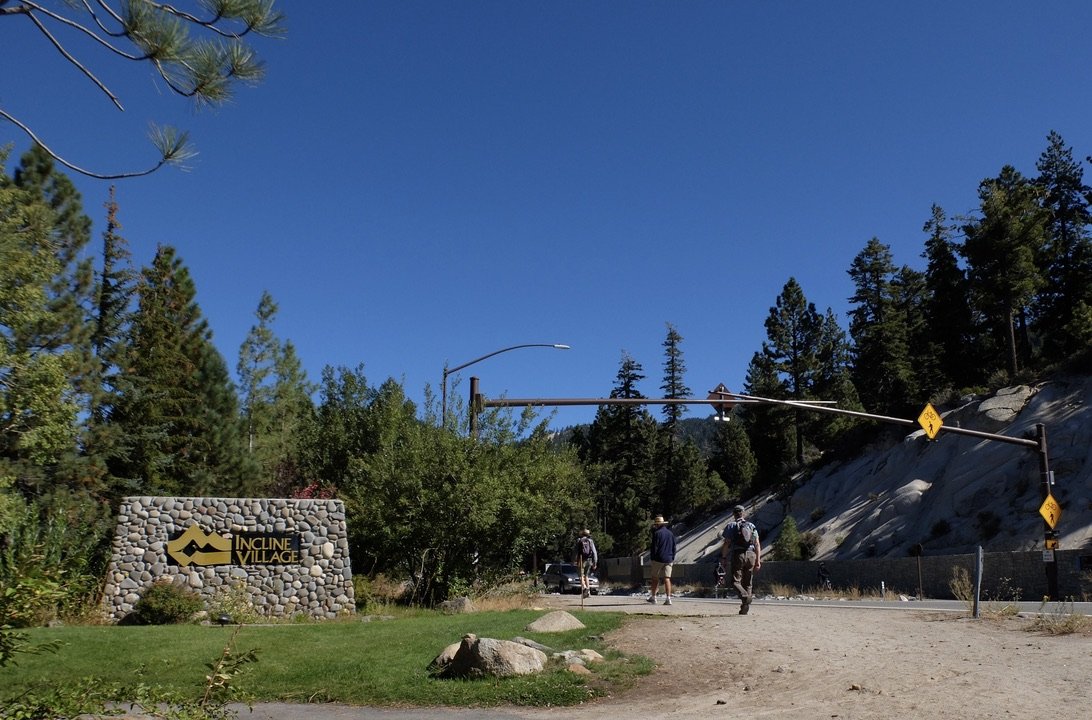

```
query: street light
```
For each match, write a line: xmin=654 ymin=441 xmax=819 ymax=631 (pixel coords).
xmin=441 ymin=343 xmax=570 ymax=427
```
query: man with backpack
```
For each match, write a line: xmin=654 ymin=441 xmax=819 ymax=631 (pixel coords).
xmin=720 ymin=504 xmax=762 ymax=614
xmin=574 ymin=528 xmax=598 ymax=599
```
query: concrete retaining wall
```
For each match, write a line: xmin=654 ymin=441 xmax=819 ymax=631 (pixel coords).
xmin=102 ymin=496 xmax=355 ymax=622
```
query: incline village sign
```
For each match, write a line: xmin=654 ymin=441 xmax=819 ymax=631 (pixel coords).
xmin=103 ymin=496 xmax=355 ymax=622
xmin=166 ymin=526 xmax=301 ymax=566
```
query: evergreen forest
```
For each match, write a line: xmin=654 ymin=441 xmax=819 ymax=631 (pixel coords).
xmin=3 ymin=129 xmax=1092 ymax=623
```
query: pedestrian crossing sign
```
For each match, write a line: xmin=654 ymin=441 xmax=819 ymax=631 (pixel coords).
xmin=1039 ymin=494 xmax=1061 ymax=530
xmin=917 ymin=403 xmax=943 ymax=440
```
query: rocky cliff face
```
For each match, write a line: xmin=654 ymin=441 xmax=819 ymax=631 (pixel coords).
xmin=792 ymin=375 xmax=1091 ymax=559
xmin=672 ymin=374 xmax=1092 ymax=564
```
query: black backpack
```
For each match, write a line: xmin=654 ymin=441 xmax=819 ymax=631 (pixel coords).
xmin=578 ymin=535 xmax=593 ymax=558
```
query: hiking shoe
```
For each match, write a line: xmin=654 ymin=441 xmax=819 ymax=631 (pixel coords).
xmin=739 ymin=605 xmax=749 ymax=615
xmin=645 ymin=596 xmax=656 ymax=604
xmin=663 ymin=597 xmax=672 ymax=605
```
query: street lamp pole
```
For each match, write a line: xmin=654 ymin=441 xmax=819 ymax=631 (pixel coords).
xmin=441 ymin=343 xmax=570 ymax=428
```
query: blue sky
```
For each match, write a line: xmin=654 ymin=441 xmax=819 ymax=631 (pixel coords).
xmin=6 ymin=2 xmax=1092 ymax=429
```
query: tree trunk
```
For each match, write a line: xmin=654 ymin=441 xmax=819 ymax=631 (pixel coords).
xmin=1006 ymin=307 xmax=1019 ymax=377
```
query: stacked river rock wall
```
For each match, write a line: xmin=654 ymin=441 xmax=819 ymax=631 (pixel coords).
xmin=103 ymin=496 xmax=355 ymax=622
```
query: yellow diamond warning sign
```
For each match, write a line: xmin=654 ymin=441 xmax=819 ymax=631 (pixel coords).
xmin=1039 ymin=494 xmax=1062 ymax=530
xmin=917 ymin=403 xmax=943 ymax=440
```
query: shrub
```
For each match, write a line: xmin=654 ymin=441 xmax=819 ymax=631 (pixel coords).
xmin=1027 ymin=601 xmax=1092 ymax=635
xmin=0 ymin=490 xmax=111 ymax=626
xmin=1080 ymin=571 xmax=1092 ymax=602
xmin=129 ymin=582 xmax=204 ymax=625
xmin=949 ymin=566 xmax=972 ymax=605
xmin=207 ymin=582 xmax=260 ymax=625
xmin=773 ymin=516 xmax=802 ymax=560
xmin=0 ymin=574 xmax=68 ymax=628
xmin=799 ymin=531 xmax=821 ymax=559
xmin=353 ymin=573 xmax=407 ymax=611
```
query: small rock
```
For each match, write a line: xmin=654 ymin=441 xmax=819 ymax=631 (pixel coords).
xmin=526 ymin=610 xmax=586 ymax=632
xmin=512 ymin=636 xmax=553 ymax=653
xmin=579 ymin=648 xmax=605 ymax=663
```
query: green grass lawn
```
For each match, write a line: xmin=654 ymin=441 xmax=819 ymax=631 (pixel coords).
xmin=4 ymin=610 xmax=653 ymax=708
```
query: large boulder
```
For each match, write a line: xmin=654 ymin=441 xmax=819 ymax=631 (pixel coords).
xmin=437 ymin=596 xmax=476 ymax=614
xmin=433 ymin=633 xmax=548 ymax=679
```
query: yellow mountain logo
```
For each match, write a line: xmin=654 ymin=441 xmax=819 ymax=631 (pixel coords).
xmin=166 ymin=525 xmax=232 ymax=566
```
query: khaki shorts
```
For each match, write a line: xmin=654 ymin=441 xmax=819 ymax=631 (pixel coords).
xmin=651 ymin=560 xmax=673 ymax=578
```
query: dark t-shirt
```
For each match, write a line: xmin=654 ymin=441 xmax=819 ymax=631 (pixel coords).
xmin=650 ymin=525 xmax=677 ymax=563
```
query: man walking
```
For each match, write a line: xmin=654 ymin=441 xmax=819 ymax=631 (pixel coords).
xmin=647 ymin=515 xmax=677 ymax=605
xmin=574 ymin=528 xmax=598 ymax=599
xmin=720 ymin=504 xmax=762 ymax=614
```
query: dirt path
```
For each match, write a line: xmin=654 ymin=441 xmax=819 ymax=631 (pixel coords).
xmin=240 ymin=596 xmax=1091 ymax=720
xmin=525 ymin=595 xmax=1092 ymax=719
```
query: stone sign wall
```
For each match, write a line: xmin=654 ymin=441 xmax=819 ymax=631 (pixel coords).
xmin=102 ymin=496 xmax=355 ymax=622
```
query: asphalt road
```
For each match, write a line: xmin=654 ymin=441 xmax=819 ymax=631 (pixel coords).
xmin=543 ymin=589 xmax=1092 ymax=616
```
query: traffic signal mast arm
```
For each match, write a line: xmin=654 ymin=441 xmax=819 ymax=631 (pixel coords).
xmin=473 ymin=379 xmax=1056 ymax=598
xmin=482 ymin=390 xmax=1038 ymax=449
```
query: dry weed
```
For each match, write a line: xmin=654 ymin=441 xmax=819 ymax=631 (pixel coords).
xmin=1026 ymin=602 xmax=1092 ymax=635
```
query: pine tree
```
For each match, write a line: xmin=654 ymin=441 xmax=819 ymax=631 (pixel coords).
xmin=0 ymin=150 xmax=81 ymax=496
xmin=847 ymin=238 xmax=914 ymax=415
xmin=894 ymin=264 xmax=929 ymax=403
xmin=740 ymin=350 xmax=793 ymax=493
xmin=922 ymin=204 xmax=978 ymax=391
xmin=773 ymin=515 xmax=803 ymax=561
xmin=659 ymin=323 xmax=690 ymax=431
xmin=11 ymin=145 xmax=94 ymax=367
xmin=762 ymin=278 xmax=821 ymax=465
xmin=112 ymin=245 xmax=252 ymax=495
xmin=657 ymin=323 xmax=693 ymax=516
xmin=579 ymin=353 xmax=659 ymax=554
xmin=1036 ymin=132 xmax=1092 ymax=360
xmin=961 ymin=166 xmax=1048 ymax=378
xmin=237 ymin=292 xmax=315 ymax=494
xmin=809 ymin=308 xmax=862 ymax=447
xmin=11 ymin=148 xmax=124 ymax=500
xmin=708 ymin=416 xmax=757 ymax=499
xmin=83 ymin=188 xmax=137 ymax=499
xmin=5 ymin=2 xmax=285 ymax=179
xmin=299 ymin=364 xmax=376 ymax=491
xmin=265 ymin=340 xmax=316 ymax=493
xmin=238 ymin=292 xmax=279 ymax=456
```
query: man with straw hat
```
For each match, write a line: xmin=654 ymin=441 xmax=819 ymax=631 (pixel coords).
xmin=647 ymin=515 xmax=677 ymax=605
